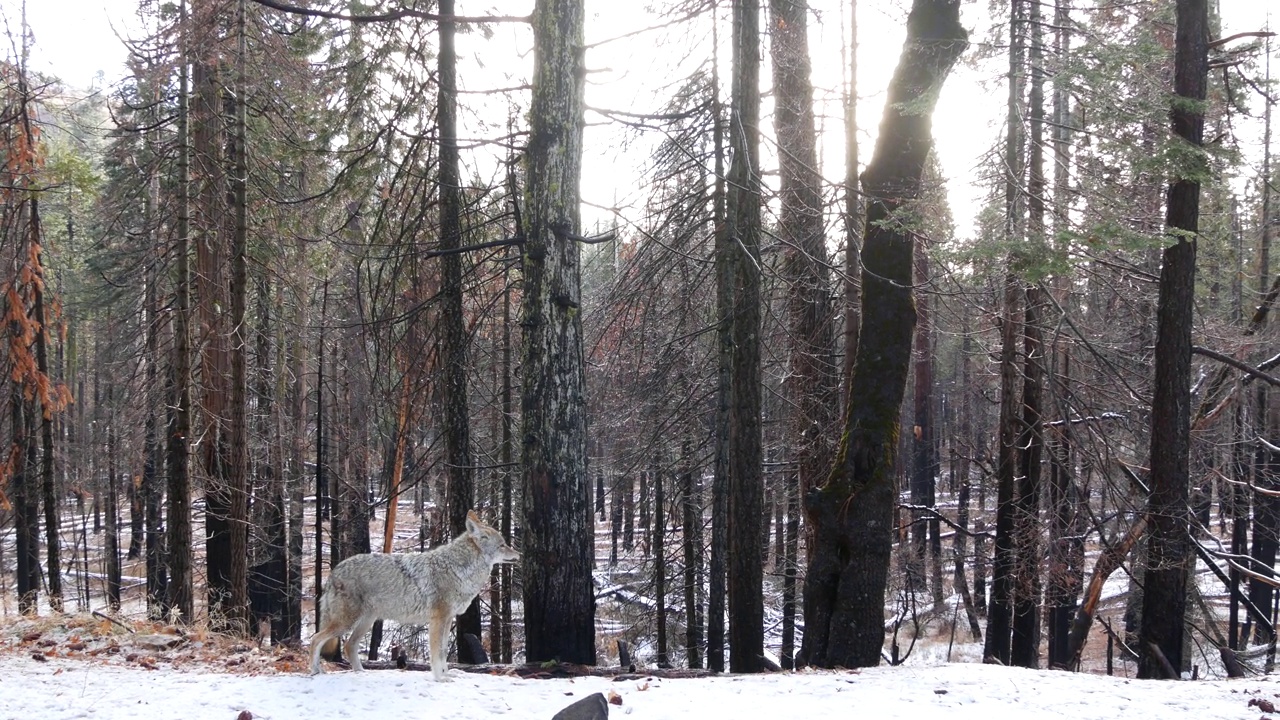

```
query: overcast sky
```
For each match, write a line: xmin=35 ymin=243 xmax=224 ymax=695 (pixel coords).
xmin=4 ymin=0 xmax=1275 ymax=242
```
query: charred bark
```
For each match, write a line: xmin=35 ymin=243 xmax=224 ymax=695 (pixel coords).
xmin=726 ymin=0 xmax=764 ymax=674
xmin=799 ymin=0 xmax=967 ymax=669
xmin=1137 ymin=0 xmax=1207 ymax=679
xmin=520 ymin=0 xmax=596 ymax=665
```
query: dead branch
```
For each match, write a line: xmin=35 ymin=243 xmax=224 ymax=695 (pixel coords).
xmin=1065 ymin=514 xmax=1147 ymax=670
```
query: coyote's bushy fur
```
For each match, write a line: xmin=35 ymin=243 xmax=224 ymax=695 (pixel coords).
xmin=309 ymin=510 xmax=519 ymax=681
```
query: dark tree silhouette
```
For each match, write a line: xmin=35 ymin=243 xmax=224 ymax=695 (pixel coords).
xmin=1137 ymin=0 xmax=1207 ymax=680
xmin=800 ymin=0 xmax=967 ymax=668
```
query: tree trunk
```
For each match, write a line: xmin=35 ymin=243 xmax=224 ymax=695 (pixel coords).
xmin=520 ymin=0 xmax=596 ymax=665
xmin=781 ymin=466 xmax=801 ymax=667
xmin=953 ymin=321 xmax=983 ymax=641
xmin=842 ymin=0 xmax=861 ymax=409
xmin=1010 ymin=0 xmax=1047 ymax=668
xmin=14 ymin=388 xmax=39 ymax=614
xmin=623 ymin=473 xmax=635 ymax=551
xmin=726 ymin=0 xmax=764 ymax=674
xmin=223 ymin=0 xmax=252 ymax=635
xmin=106 ymin=385 xmax=122 ymax=610
xmin=708 ymin=14 xmax=730 ymax=670
xmin=654 ymin=462 xmax=668 ymax=667
xmin=985 ymin=0 xmax=1026 ymax=665
xmin=1137 ymin=0 xmax=1207 ymax=679
xmin=144 ymin=252 xmax=167 ymax=617
xmin=770 ymin=0 xmax=840 ymax=663
xmin=680 ymin=438 xmax=703 ymax=669
xmin=1045 ymin=0 xmax=1079 ymax=670
xmin=1229 ymin=404 xmax=1249 ymax=649
xmin=144 ymin=107 xmax=167 ymax=616
xmin=436 ymin=0 xmax=482 ymax=660
xmin=314 ymin=281 xmax=329 ymax=630
xmin=1250 ymin=36 xmax=1278 ymax=649
xmin=1011 ymin=286 xmax=1044 ymax=668
xmin=191 ymin=0 xmax=237 ymax=630
xmin=800 ymin=0 xmax=967 ymax=669
xmin=29 ymin=236 xmax=61 ymax=613
xmin=255 ymin=275 xmax=289 ymax=644
xmin=499 ymin=253 xmax=515 ymax=664
xmin=639 ymin=471 xmax=651 ymax=552
xmin=166 ymin=0 xmax=195 ymax=621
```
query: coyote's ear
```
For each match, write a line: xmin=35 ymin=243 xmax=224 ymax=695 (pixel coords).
xmin=466 ymin=509 xmax=481 ymax=533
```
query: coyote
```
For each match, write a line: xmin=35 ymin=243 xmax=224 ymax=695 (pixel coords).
xmin=309 ymin=509 xmax=519 ymax=681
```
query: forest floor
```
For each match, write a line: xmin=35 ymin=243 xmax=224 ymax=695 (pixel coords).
xmin=0 ymin=610 xmax=1276 ymax=720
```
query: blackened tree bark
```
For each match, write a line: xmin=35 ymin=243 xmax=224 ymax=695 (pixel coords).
xmin=800 ymin=0 xmax=967 ymax=669
xmin=106 ymin=384 xmax=122 ymax=610
xmin=639 ymin=471 xmax=651 ymax=547
xmin=1045 ymin=0 xmax=1080 ymax=669
xmin=166 ymin=0 xmax=195 ymax=621
xmin=985 ymin=0 xmax=1026 ymax=665
xmin=708 ymin=22 xmax=730 ymax=670
xmin=520 ymin=0 xmax=596 ymax=665
xmin=191 ymin=0 xmax=237 ymax=630
xmin=224 ymin=0 xmax=252 ymax=635
xmin=623 ymin=473 xmax=635 ymax=551
xmin=499 ymin=255 xmax=515 ymax=664
xmin=314 ymin=282 xmax=329 ymax=630
xmin=1251 ymin=38 xmax=1278 ymax=649
xmin=144 ymin=89 xmax=168 ymax=613
xmin=986 ymin=289 xmax=1021 ymax=663
xmin=654 ymin=462 xmax=668 ymax=666
xmin=1011 ymin=0 xmax=1048 ymax=667
xmin=1011 ymin=286 xmax=1044 ymax=668
xmin=255 ymin=277 xmax=288 ymax=643
xmin=770 ymin=0 xmax=839 ymax=666
xmin=23 ymin=112 xmax=62 ymax=615
xmin=437 ymin=0 xmax=482 ymax=660
xmin=144 ymin=252 xmax=167 ymax=617
xmin=680 ymin=437 xmax=703 ymax=669
xmin=1137 ymin=0 xmax=1207 ymax=680
xmin=726 ymin=0 xmax=764 ymax=674
xmin=13 ymin=391 xmax=39 ymax=614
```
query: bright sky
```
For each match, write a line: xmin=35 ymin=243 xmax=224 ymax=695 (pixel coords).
xmin=1 ymin=0 xmax=141 ymax=89
xmin=3 ymin=0 xmax=1275 ymax=241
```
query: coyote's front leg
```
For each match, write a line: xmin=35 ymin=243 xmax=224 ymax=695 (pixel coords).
xmin=428 ymin=608 xmax=453 ymax=682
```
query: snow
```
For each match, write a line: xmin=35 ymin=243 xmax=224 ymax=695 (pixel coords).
xmin=3 ymin=644 xmax=1277 ymax=720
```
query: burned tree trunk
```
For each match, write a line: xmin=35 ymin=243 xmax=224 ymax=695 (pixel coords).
xmin=520 ymin=0 xmax=597 ymax=665
xmin=1137 ymin=0 xmax=1207 ymax=680
xmin=799 ymin=0 xmax=967 ymax=669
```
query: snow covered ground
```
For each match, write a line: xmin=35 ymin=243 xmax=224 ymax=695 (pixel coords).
xmin=3 ymin=644 xmax=1277 ymax=720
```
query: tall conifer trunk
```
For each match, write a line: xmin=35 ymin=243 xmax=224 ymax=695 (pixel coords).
xmin=726 ymin=0 xmax=764 ymax=674
xmin=436 ymin=0 xmax=481 ymax=659
xmin=520 ymin=0 xmax=596 ymax=665
xmin=1137 ymin=0 xmax=1207 ymax=679
xmin=166 ymin=0 xmax=195 ymax=621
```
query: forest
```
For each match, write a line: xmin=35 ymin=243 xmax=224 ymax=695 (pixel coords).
xmin=0 ymin=0 xmax=1275 ymax=683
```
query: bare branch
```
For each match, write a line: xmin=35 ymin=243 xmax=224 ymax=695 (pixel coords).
xmin=248 ymin=0 xmax=529 ymax=25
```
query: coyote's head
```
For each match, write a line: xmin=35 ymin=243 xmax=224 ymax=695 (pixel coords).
xmin=467 ymin=510 xmax=521 ymax=565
